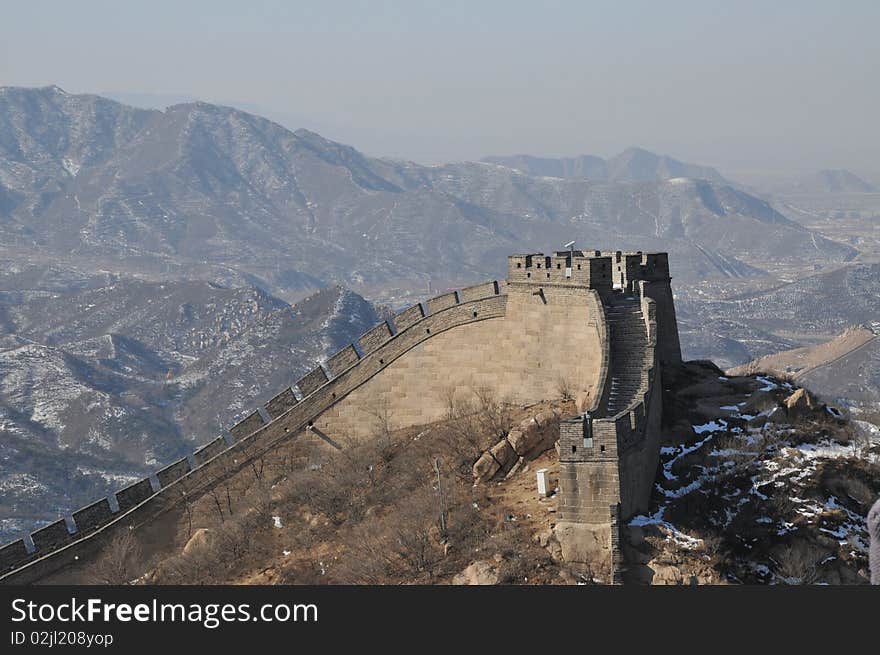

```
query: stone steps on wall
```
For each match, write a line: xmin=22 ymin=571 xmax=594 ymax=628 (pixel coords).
xmin=604 ymin=297 xmax=649 ymax=416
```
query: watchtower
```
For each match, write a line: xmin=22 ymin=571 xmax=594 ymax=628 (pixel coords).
xmin=507 ymin=251 xmax=613 ymax=296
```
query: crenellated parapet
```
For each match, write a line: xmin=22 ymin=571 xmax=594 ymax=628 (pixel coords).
xmin=0 ymin=280 xmax=507 ymax=582
xmin=507 ymin=251 xmax=612 ymax=294
xmin=507 ymin=250 xmax=672 ymax=297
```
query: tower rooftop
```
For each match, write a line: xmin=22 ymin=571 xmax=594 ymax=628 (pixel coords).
xmin=507 ymin=250 xmax=670 ymax=292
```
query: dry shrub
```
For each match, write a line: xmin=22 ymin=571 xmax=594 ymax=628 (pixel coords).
xmin=88 ymin=529 xmax=143 ymax=584
xmin=294 ymin=438 xmax=409 ymax=525
xmin=436 ymin=385 xmax=515 ymax=481
xmin=149 ymin=385 xmax=536 ymax=585
xmin=816 ymin=457 xmax=880 ymax=514
xmin=150 ymin=498 xmax=274 ymax=584
xmin=335 ymin=488 xmax=443 ymax=584
xmin=555 ymin=375 xmax=574 ymax=402
xmin=774 ymin=542 xmax=825 ymax=585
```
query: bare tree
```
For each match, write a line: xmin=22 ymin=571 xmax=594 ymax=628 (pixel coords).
xmin=774 ymin=544 xmax=823 ymax=585
xmin=367 ymin=399 xmax=396 ymax=462
xmin=89 ymin=530 xmax=143 ymax=584
xmin=337 ymin=487 xmax=442 ymax=583
xmin=555 ymin=374 xmax=574 ymax=402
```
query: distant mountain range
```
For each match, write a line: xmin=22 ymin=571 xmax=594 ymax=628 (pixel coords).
xmin=0 ymin=265 xmax=378 ymax=542
xmin=0 ymin=86 xmax=855 ymax=305
xmin=791 ymin=169 xmax=877 ymax=194
xmin=757 ymin=169 xmax=878 ymax=196
xmin=482 ymin=148 xmax=729 ymax=185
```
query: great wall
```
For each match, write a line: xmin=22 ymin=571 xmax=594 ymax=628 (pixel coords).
xmin=0 ymin=249 xmax=681 ymax=584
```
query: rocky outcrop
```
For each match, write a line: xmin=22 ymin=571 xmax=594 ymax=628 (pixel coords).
xmin=621 ymin=525 xmax=724 ymax=585
xmin=472 ymin=453 xmax=500 ymax=484
xmin=452 ymin=561 xmax=499 ymax=585
xmin=784 ymin=387 xmax=817 ymax=417
xmin=473 ymin=408 xmax=562 ymax=483
xmin=182 ymin=528 xmax=213 ymax=556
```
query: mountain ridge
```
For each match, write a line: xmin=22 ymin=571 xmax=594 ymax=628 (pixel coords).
xmin=482 ymin=146 xmax=730 ymax=185
xmin=0 ymin=85 xmax=855 ymax=304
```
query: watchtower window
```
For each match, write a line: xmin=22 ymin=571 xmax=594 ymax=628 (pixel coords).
xmin=537 ymin=263 xmax=541 ymax=268
xmin=600 ymin=445 xmax=605 ymax=452
xmin=571 ymin=445 xmax=577 ymax=454
xmin=516 ymin=262 xmax=522 ymax=268
xmin=547 ymin=273 xmax=550 ymax=278
xmin=527 ymin=272 xmax=531 ymax=278
xmin=577 ymin=264 xmax=581 ymax=270
xmin=557 ymin=263 xmax=561 ymax=269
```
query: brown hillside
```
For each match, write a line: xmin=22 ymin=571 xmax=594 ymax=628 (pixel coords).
xmin=727 ymin=325 xmax=876 ymax=380
xmin=68 ymin=365 xmax=879 ymax=586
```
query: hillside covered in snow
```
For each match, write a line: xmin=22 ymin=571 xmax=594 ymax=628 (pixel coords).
xmin=0 ymin=264 xmax=379 ymax=542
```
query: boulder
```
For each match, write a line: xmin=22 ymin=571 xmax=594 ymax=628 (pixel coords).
xmin=183 ymin=528 xmax=212 ymax=556
xmin=506 ymin=429 xmax=528 ymax=455
xmin=504 ymin=456 xmax=525 ymax=480
xmin=784 ymin=388 xmax=816 ymax=417
xmin=507 ymin=429 xmax=540 ymax=456
xmin=527 ymin=427 xmax=560 ymax=459
xmin=473 ymin=452 xmax=500 ymax=483
xmin=554 ymin=521 xmax=611 ymax=567
xmin=490 ymin=438 xmax=517 ymax=469
xmin=519 ymin=417 xmax=540 ymax=436
xmin=535 ymin=409 xmax=558 ymax=427
xmin=651 ymin=564 xmax=685 ymax=585
xmin=452 ymin=561 xmax=499 ymax=585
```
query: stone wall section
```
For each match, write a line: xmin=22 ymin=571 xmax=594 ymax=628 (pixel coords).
xmin=264 ymin=388 xmax=298 ymax=420
xmin=325 ymin=345 xmax=360 ymax=378
xmin=316 ymin=284 xmax=606 ymax=440
xmin=0 ymin=284 xmax=508 ymax=582
xmin=0 ymin=249 xmax=678 ymax=584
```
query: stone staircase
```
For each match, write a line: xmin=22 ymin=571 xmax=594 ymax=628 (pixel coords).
xmin=604 ymin=297 xmax=649 ymax=416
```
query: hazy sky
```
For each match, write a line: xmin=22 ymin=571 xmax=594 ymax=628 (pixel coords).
xmin=2 ymin=1 xmax=878 ymax=176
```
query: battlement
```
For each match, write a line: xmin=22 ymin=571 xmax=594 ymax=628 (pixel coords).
xmin=0 ymin=280 xmax=508 ymax=582
xmin=507 ymin=250 xmax=670 ymax=294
